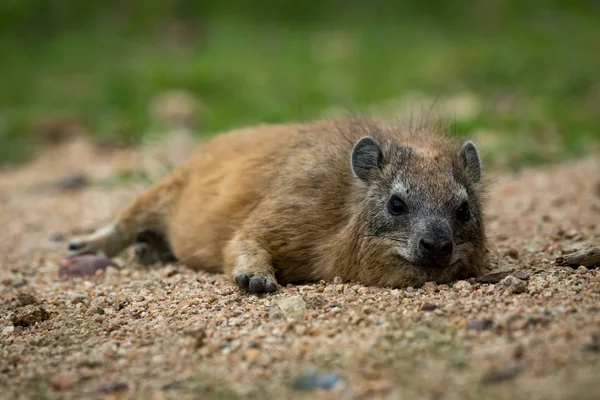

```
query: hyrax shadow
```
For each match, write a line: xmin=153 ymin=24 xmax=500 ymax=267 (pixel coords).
xmin=68 ymin=117 xmax=490 ymax=293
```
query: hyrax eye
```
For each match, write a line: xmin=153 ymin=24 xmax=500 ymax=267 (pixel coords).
xmin=388 ymin=195 xmax=408 ymax=216
xmin=456 ymin=201 xmax=470 ymax=221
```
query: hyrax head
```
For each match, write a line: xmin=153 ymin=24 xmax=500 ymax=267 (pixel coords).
xmin=350 ymin=133 xmax=486 ymax=280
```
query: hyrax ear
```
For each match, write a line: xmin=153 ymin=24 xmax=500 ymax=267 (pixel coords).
xmin=351 ymin=136 xmax=384 ymax=183
xmin=459 ymin=141 xmax=481 ymax=183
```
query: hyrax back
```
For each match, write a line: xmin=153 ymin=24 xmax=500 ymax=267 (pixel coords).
xmin=68 ymin=118 xmax=489 ymax=293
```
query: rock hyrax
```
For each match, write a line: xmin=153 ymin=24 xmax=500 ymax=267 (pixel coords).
xmin=68 ymin=117 xmax=489 ymax=293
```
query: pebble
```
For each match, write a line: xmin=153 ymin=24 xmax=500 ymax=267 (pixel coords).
xmin=55 ymin=173 xmax=89 ymax=191
xmin=500 ymin=275 xmax=528 ymax=294
xmin=87 ymin=382 xmax=130 ymax=395
xmin=272 ymin=296 xmax=307 ymax=320
xmin=2 ymin=326 xmax=15 ymax=335
xmin=421 ymin=302 xmax=438 ymax=311
xmin=50 ymin=372 xmax=77 ymax=390
xmin=16 ymin=293 xmax=38 ymax=307
xmin=59 ymin=255 xmax=119 ymax=278
xmin=475 ymin=269 xmax=529 ymax=284
xmin=243 ymin=348 xmax=261 ymax=363
xmin=49 ymin=232 xmax=65 ymax=242
xmin=480 ymin=363 xmax=524 ymax=384
xmin=453 ymin=281 xmax=472 ymax=291
xmin=506 ymin=247 xmax=520 ymax=260
xmin=291 ymin=370 xmax=344 ymax=391
xmin=423 ymin=281 xmax=438 ymax=293
xmin=577 ymin=266 xmax=588 ymax=274
xmin=513 ymin=270 xmax=530 ymax=280
xmin=466 ymin=319 xmax=494 ymax=332
xmin=303 ymin=293 xmax=327 ymax=309
xmin=580 ymin=332 xmax=600 ymax=353
xmin=11 ymin=305 xmax=50 ymax=327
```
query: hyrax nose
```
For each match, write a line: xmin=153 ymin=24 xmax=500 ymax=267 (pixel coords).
xmin=419 ymin=238 xmax=453 ymax=257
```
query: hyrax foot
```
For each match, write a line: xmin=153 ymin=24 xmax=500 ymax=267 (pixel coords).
xmin=134 ymin=229 xmax=178 ymax=265
xmin=68 ymin=223 xmax=127 ymax=258
xmin=234 ymin=272 xmax=278 ymax=293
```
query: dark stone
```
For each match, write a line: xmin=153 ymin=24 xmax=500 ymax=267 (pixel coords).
xmin=421 ymin=302 xmax=438 ymax=311
xmin=466 ymin=319 xmax=494 ymax=332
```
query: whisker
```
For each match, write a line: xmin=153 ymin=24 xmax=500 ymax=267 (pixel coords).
xmin=362 ymin=234 xmax=405 ymax=244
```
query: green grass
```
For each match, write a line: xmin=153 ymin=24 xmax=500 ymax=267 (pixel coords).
xmin=1 ymin=13 xmax=599 ymax=169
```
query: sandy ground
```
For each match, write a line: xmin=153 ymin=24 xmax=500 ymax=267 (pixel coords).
xmin=0 ymin=137 xmax=599 ymax=400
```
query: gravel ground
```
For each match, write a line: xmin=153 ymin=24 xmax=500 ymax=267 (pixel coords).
xmin=1 ymin=138 xmax=599 ymax=400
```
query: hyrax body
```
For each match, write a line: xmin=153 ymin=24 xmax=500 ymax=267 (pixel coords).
xmin=68 ymin=118 xmax=489 ymax=293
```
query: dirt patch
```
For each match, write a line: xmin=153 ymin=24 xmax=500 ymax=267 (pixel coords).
xmin=1 ymin=143 xmax=599 ymax=399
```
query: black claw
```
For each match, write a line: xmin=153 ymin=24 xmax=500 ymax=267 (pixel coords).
xmin=235 ymin=273 xmax=250 ymax=289
xmin=135 ymin=243 xmax=148 ymax=257
xmin=68 ymin=241 xmax=84 ymax=251
xmin=249 ymin=276 xmax=264 ymax=293
xmin=135 ymin=230 xmax=151 ymax=243
xmin=264 ymin=280 xmax=277 ymax=293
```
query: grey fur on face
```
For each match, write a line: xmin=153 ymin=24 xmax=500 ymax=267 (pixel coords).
xmin=352 ymin=135 xmax=484 ymax=272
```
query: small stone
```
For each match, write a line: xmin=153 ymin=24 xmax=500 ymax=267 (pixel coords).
xmin=59 ymin=255 xmax=119 ymax=278
xmin=543 ymin=291 xmax=553 ymax=298
xmin=335 ymin=285 xmax=344 ymax=293
xmin=93 ymin=315 xmax=105 ymax=323
xmin=50 ymin=372 xmax=77 ymax=390
xmin=88 ymin=382 xmax=130 ymax=395
xmin=362 ymin=306 xmax=372 ymax=314
xmin=55 ymin=173 xmax=89 ymax=191
xmin=273 ymin=296 xmax=307 ymax=320
xmin=421 ymin=302 xmax=438 ymax=311
xmin=303 ymin=293 xmax=327 ymax=309
xmin=291 ymin=370 xmax=343 ymax=391
xmin=453 ymin=281 xmax=472 ymax=291
xmin=2 ymin=326 xmax=15 ymax=335
xmin=564 ymin=230 xmax=578 ymax=240
xmin=512 ymin=270 xmax=530 ymax=280
xmin=480 ymin=364 xmax=523 ymax=384
xmin=243 ymin=348 xmax=261 ymax=363
xmin=11 ymin=278 xmax=28 ymax=289
xmin=466 ymin=319 xmax=494 ymax=332
xmin=580 ymin=332 xmax=600 ymax=352
xmin=475 ymin=270 xmax=514 ymax=284
xmin=406 ymin=287 xmax=415 ymax=293
xmin=500 ymin=275 xmax=528 ymax=294
xmin=505 ymin=248 xmax=519 ymax=260
xmin=184 ymin=327 xmax=207 ymax=349
xmin=71 ymin=296 xmax=88 ymax=305
xmin=50 ymin=232 xmax=65 ymax=242
xmin=512 ymin=343 xmax=525 ymax=359
xmin=423 ymin=281 xmax=438 ymax=293
xmin=16 ymin=293 xmax=38 ymax=307
xmin=577 ymin=266 xmax=588 ymax=274
xmin=11 ymin=305 xmax=50 ymax=327
xmin=333 ymin=276 xmax=343 ymax=284
xmin=294 ymin=324 xmax=307 ymax=335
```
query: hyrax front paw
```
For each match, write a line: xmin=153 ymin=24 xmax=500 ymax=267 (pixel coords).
xmin=67 ymin=224 xmax=125 ymax=258
xmin=234 ymin=272 xmax=278 ymax=293
xmin=133 ymin=229 xmax=178 ymax=265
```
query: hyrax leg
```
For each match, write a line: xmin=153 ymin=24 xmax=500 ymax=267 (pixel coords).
xmin=68 ymin=175 xmax=183 ymax=259
xmin=224 ymin=235 xmax=278 ymax=293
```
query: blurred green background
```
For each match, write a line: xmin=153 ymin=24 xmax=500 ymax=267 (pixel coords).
xmin=1 ymin=0 xmax=599 ymax=169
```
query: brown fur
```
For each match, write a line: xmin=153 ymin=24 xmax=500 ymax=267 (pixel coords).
xmin=68 ymin=117 xmax=490 ymax=291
